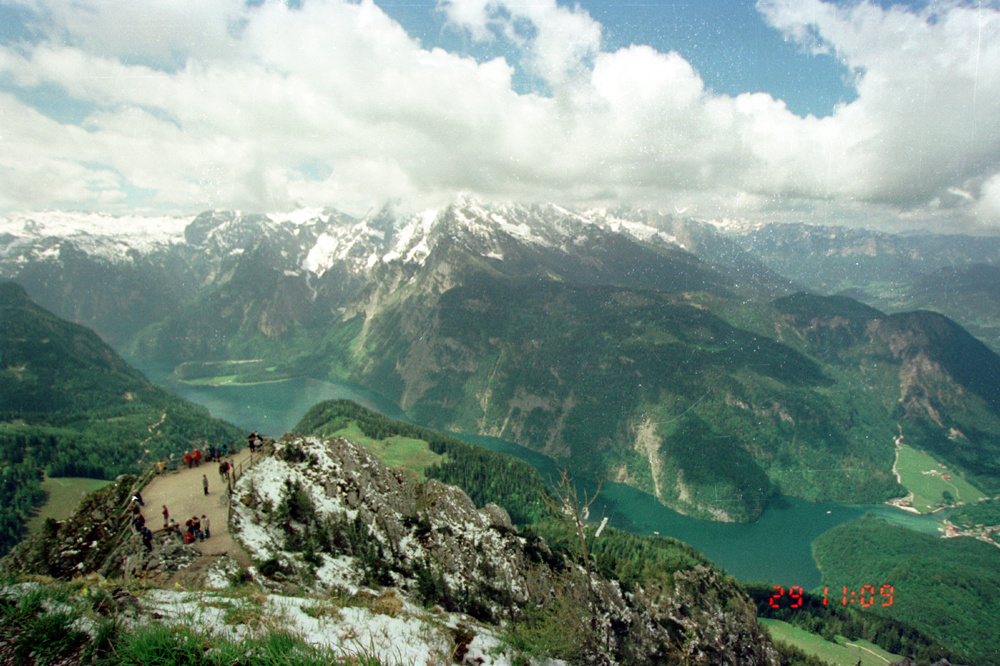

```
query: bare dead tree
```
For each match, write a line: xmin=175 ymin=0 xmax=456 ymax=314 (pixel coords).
xmin=542 ymin=468 xmax=604 ymax=628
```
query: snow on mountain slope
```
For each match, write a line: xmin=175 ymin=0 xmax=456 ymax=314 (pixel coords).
xmin=0 ymin=211 xmax=193 ymax=263
xmin=587 ymin=207 xmax=685 ymax=249
xmin=1 ymin=200 xmax=698 ymax=281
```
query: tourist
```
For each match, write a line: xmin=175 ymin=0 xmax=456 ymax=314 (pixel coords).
xmin=202 ymin=474 xmax=209 ymax=495
xmin=184 ymin=451 xmax=192 ymax=469
xmin=162 ymin=505 xmax=169 ymax=527
xmin=202 ymin=514 xmax=210 ymax=539
xmin=140 ymin=526 xmax=153 ymax=551
xmin=192 ymin=448 xmax=202 ymax=467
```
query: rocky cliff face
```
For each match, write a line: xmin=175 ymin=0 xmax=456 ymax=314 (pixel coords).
xmin=230 ymin=434 xmax=779 ymax=665
xmin=0 ymin=475 xmax=201 ymax=582
xmin=1 ymin=434 xmax=780 ymax=664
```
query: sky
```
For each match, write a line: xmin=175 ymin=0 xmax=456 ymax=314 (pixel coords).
xmin=1 ymin=0 xmax=999 ymax=233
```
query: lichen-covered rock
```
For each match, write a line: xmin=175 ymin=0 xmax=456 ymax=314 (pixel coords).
xmin=1 ymin=475 xmax=138 ymax=579
xmin=231 ymin=434 xmax=780 ymax=665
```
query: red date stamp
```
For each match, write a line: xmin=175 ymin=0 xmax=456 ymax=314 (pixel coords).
xmin=768 ymin=585 xmax=894 ymax=608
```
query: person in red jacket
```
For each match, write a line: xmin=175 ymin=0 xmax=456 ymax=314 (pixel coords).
xmin=192 ymin=449 xmax=202 ymax=467
xmin=184 ymin=451 xmax=192 ymax=469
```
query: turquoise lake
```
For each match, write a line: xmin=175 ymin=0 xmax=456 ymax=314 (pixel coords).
xmin=143 ymin=368 xmax=946 ymax=589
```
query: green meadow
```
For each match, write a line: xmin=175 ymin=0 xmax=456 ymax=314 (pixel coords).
xmin=760 ymin=619 xmax=901 ymax=666
xmin=25 ymin=477 xmax=113 ymax=536
xmin=895 ymin=444 xmax=986 ymax=512
xmin=326 ymin=422 xmax=445 ymax=480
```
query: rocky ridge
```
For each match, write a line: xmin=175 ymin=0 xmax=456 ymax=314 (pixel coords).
xmin=229 ymin=434 xmax=778 ymax=665
xmin=1 ymin=434 xmax=779 ymax=665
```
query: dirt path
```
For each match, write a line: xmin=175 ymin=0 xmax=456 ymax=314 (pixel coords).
xmin=140 ymin=447 xmax=257 ymax=584
xmin=844 ymin=640 xmax=892 ymax=664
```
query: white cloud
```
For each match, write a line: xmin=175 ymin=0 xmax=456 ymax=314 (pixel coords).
xmin=980 ymin=173 xmax=1000 ymax=224
xmin=757 ymin=0 xmax=1000 ymax=215
xmin=439 ymin=0 xmax=602 ymax=87
xmin=0 ymin=0 xmax=998 ymax=231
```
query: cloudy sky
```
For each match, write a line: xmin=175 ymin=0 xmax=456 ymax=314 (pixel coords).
xmin=1 ymin=0 xmax=999 ymax=232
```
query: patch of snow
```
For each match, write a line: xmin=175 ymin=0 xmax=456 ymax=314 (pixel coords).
xmin=268 ymin=208 xmax=327 ymax=226
xmin=384 ymin=209 xmax=438 ymax=264
xmin=0 ymin=211 xmax=191 ymax=244
xmin=124 ymin=585 xmax=546 ymax=666
xmin=202 ymin=556 xmax=241 ymax=590
xmin=404 ymin=236 xmax=431 ymax=265
xmin=302 ymin=234 xmax=340 ymax=275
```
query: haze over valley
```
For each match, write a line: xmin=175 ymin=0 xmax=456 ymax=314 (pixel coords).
xmin=5 ymin=201 xmax=1000 ymax=525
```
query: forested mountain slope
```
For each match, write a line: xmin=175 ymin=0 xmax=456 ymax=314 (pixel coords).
xmin=0 ymin=281 xmax=244 ymax=554
xmin=5 ymin=204 xmax=1000 ymax=523
xmin=813 ymin=515 xmax=1000 ymax=666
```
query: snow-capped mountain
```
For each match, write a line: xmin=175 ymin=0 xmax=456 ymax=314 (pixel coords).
xmin=7 ymin=200 xmax=1000 ymax=529
xmin=0 ymin=201 xmax=728 ymax=346
xmin=0 ymin=200 xmax=702 ymax=278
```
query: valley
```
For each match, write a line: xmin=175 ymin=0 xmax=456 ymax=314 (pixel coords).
xmin=146 ymin=365 xmax=946 ymax=589
xmin=8 ymin=203 xmax=1000 ymax=526
xmin=5 ymin=203 xmax=1000 ymax=664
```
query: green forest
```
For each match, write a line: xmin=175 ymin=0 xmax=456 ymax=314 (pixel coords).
xmin=0 ymin=435 xmax=46 ymax=557
xmin=747 ymin=583 xmax=965 ymax=665
xmin=948 ymin=498 xmax=1000 ymax=530
xmin=0 ymin=282 xmax=245 ymax=556
xmin=813 ymin=514 xmax=1000 ymax=665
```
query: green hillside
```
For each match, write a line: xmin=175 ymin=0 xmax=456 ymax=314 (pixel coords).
xmin=813 ymin=514 xmax=1000 ymax=665
xmin=311 ymin=276 xmax=916 ymax=521
xmin=775 ymin=293 xmax=1000 ymax=498
xmin=0 ymin=281 xmax=245 ymax=555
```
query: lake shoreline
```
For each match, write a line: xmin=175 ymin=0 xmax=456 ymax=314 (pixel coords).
xmin=138 ymin=368 xmax=949 ymax=588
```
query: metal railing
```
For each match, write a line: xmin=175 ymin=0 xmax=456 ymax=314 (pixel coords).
xmin=224 ymin=439 xmax=275 ymax=532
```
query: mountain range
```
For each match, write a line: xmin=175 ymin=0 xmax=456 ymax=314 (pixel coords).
xmin=4 ymin=202 xmax=1000 ymax=522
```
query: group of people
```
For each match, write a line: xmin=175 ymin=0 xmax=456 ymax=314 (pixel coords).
xmin=128 ymin=490 xmax=156 ymax=552
xmin=160 ymin=505 xmax=211 ymax=544
xmin=183 ymin=442 xmax=234 ymax=469
xmin=130 ymin=443 xmax=231 ymax=552
xmin=130 ymin=433 xmax=268 ymax=554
